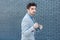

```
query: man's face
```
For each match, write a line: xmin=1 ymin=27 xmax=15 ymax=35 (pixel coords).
xmin=27 ymin=6 xmax=36 ymax=16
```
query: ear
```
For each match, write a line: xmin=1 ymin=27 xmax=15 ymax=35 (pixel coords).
xmin=27 ymin=9 xmax=29 ymax=12
xmin=27 ymin=9 xmax=28 ymax=11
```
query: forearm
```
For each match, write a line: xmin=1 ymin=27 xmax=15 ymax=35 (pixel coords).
xmin=22 ymin=26 xmax=35 ymax=36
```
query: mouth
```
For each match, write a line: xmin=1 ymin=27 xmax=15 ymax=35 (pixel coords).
xmin=33 ymin=12 xmax=36 ymax=13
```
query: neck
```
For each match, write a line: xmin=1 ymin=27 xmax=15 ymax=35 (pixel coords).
xmin=27 ymin=12 xmax=34 ymax=17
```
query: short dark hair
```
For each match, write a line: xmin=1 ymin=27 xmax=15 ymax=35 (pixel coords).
xmin=26 ymin=2 xmax=37 ymax=9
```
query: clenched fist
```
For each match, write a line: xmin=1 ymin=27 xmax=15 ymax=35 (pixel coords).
xmin=33 ymin=23 xmax=39 ymax=29
xmin=39 ymin=24 xmax=43 ymax=30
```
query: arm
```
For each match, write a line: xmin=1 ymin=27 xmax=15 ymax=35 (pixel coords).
xmin=21 ymin=20 xmax=35 ymax=36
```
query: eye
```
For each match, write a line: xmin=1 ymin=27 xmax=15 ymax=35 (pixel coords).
xmin=31 ymin=8 xmax=34 ymax=10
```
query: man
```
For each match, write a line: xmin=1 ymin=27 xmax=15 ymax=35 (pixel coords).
xmin=21 ymin=2 xmax=43 ymax=40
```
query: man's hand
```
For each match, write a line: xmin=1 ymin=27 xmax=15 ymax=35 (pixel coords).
xmin=39 ymin=24 xmax=43 ymax=30
xmin=33 ymin=23 xmax=39 ymax=29
xmin=33 ymin=23 xmax=43 ymax=30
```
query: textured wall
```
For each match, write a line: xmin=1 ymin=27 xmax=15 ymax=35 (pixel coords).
xmin=0 ymin=0 xmax=60 ymax=40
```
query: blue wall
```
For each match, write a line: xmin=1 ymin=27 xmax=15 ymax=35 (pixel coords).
xmin=0 ymin=0 xmax=60 ymax=40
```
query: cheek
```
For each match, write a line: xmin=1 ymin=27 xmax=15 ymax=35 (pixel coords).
xmin=31 ymin=11 xmax=34 ymax=13
xmin=30 ymin=10 xmax=33 ymax=13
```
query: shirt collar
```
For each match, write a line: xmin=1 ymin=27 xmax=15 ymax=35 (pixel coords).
xmin=27 ymin=12 xmax=34 ymax=19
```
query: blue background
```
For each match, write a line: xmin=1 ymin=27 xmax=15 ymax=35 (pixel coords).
xmin=0 ymin=0 xmax=60 ymax=40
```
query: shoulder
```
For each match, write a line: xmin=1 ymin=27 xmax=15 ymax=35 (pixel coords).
xmin=22 ymin=14 xmax=31 ymax=21
xmin=21 ymin=14 xmax=31 ymax=25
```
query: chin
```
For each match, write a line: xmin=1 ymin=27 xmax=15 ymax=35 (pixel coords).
xmin=32 ymin=14 xmax=35 ymax=16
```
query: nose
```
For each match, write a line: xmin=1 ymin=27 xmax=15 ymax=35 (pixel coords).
xmin=34 ymin=9 xmax=36 ymax=12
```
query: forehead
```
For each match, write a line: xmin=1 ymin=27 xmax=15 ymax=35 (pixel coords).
xmin=30 ymin=6 xmax=36 ymax=9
